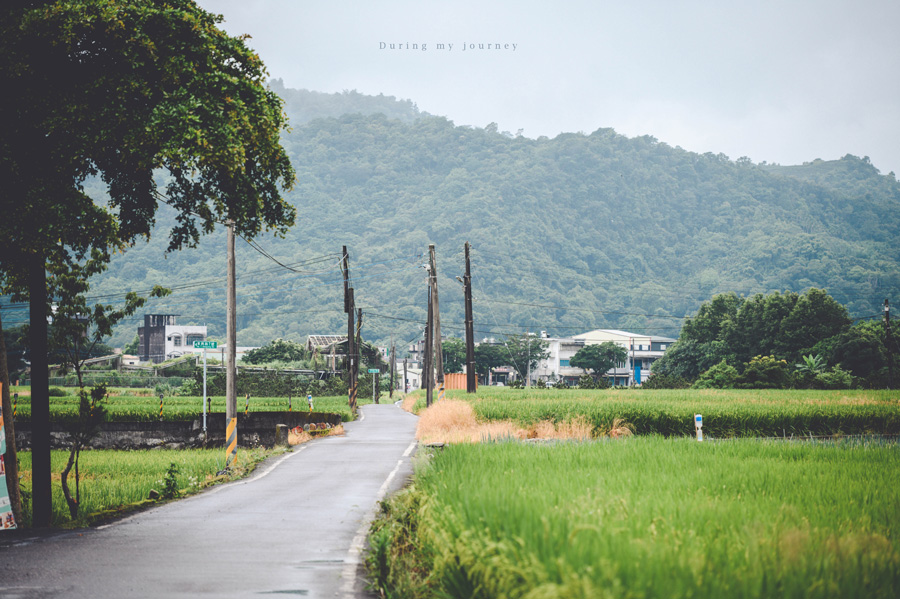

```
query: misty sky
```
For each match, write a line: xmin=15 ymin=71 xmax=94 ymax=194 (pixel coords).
xmin=197 ymin=0 xmax=900 ymax=175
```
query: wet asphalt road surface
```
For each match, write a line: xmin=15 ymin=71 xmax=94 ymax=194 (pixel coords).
xmin=0 ymin=403 xmax=419 ymax=599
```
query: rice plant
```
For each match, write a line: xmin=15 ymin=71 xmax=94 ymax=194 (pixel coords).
xmin=375 ymin=438 xmax=899 ymax=598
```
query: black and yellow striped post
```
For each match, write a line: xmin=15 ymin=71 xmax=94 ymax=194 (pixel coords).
xmin=158 ymin=393 xmax=164 ymax=421
xmin=438 ymin=382 xmax=446 ymax=402
xmin=288 ymin=392 xmax=292 ymax=413
xmin=13 ymin=392 xmax=18 ymax=420
xmin=225 ymin=417 xmax=237 ymax=470
xmin=244 ymin=393 xmax=250 ymax=417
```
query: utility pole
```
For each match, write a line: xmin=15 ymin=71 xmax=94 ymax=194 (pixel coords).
xmin=356 ymin=307 xmax=363 ymax=407
xmin=429 ymin=244 xmax=444 ymax=402
xmin=225 ymin=221 xmax=237 ymax=462
xmin=886 ymin=299 xmax=895 ymax=390
xmin=403 ymin=357 xmax=408 ymax=394
xmin=463 ymin=242 xmax=476 ymax=393
xmin=389 ymin=338 xmax=396 ymax=400
xmin=428 ymin=245 xmax=444 ymax=382
xmin=424 ymin=285 xmax=433 ymax=407
xmin=343 ymin=247 xmax=357 ymax=411
xmin=526 ymin=330 xmax=531 ymax=387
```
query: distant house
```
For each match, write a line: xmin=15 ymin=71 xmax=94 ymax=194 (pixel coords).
xmin=138 ymin=315 xmax=207 ymax=364
xmin=533 ymin=329 xmax=675 ymax=386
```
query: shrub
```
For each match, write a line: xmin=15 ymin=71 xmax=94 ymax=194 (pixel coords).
xmin=693 ymin=359 xmax=738 ymax=389
xmin=641 ymin=373 xmax=691 ymax=389
xmin=815 ymin=365 xmax=854 ymax=390
xmin=48 ymin=387 xmax=68 ymax=396
xmin=736 ymin=355 xmax=792 ymax=389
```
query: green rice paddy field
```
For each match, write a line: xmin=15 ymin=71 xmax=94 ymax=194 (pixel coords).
xmin=373 ymin=438 xmax=900 ymax=599
xmin=9 ymin=386 xmax=366 ymax=422
xmin=372 ymin=388 xmax=900 ymax=598
xmin=417 ymin=387 xmax=900 ymax=437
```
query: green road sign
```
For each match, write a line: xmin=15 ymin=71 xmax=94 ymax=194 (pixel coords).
xmin=194 ymin=341 xmax=218 ymax=349
xmin=368 ymin=368 xmax=380 ymax=373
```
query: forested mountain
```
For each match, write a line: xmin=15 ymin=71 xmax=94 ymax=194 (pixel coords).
xmin=75 ymin=85 xmax=899 ymax=351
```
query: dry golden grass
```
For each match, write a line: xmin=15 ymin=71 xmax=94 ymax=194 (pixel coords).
xmin=288 ymin=423 xmax=344 ymax=446
xmin=416 ymin=400 xmax=606 ymax=444
xmin=401 ymin=394 xmax=418 ymax=413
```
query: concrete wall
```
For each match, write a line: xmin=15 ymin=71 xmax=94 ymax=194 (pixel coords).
xmin=14 ymin=411 xmax=343 ymax=451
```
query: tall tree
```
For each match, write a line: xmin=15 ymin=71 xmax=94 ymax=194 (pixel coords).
xmin=441 ymin=338 xmax=466 ymax=373
xmin=569 ymin=341 xmax=628 ymax=381
xmin=503 ymin=334 xmax=550 ymax=382
xmin=0 ymin=0 xmax=297 ymax=527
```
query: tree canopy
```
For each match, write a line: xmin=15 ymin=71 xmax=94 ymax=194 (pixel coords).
xmin=1 ymin=0 xmax=297 ymax=291
xmin=570 ymin=341 xmax=628 ymax=380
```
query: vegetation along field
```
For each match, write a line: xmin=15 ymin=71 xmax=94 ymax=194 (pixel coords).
xmin=16 ymin=447 xmax=279 ymax=528
xmin=407 ymin=388 xmax=900 ymax=438
xmin=9 ymin=386 xmax=365 ymax=423
xmin=370 ymin=439 xmax=899 ymax=599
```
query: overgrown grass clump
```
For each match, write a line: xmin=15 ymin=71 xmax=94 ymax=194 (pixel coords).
xmin=370 ymin=438 xmax=900 ymax=598
xmin=407 ymin=388 xmax=900 ymax=437
xmin=17 ymin=447 xmax=280 ymax=527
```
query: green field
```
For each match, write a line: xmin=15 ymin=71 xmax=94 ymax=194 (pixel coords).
xmin=17 ymin=446 xmax=280 ymax=528
xmin=371 ymin=438 xmax=900 ymax=599
xmin=410 ymin=388 xmax=900 ymax=437
xmin=8 ymin=387 xmax=367 ymax=422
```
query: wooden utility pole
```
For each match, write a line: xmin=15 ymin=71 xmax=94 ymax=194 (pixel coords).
xmin=463 ymin=242 xmax=477 ymax=393
xmin=389 ymin=338 xmax=396 ymax=399
xmin=226 ymin=221 xmax=237 ymax=423
xmin=343 ymin=247 xmax=357 ymax=411
xmin=428 ymin=244 xmax=444 ymax=385
xmin=356 ymin=307 xmax=363 ymax=406
xmin=29 ymin=255 xmax=51 ymax=527
xmin=424 ymin=285 xmax=433 ymax=407
xmin=886 ymin=299 xmax=894 ymax=390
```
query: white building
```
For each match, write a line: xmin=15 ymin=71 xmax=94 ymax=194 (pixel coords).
xmin=533 ymin=329 xmax=675 ymax=386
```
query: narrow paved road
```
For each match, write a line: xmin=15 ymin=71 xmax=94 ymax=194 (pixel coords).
xmin=1 ymin=403 xmax=418 ymax=599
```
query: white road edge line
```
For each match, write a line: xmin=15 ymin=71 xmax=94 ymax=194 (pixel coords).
xmin=340 ymin=440 xmax=417 ymax=598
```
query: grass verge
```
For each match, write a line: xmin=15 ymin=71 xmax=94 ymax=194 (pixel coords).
xmin=16 ymin=446 xmax=285 ymax=528
xmin=369 ymin=438 xmax=900 ymax=599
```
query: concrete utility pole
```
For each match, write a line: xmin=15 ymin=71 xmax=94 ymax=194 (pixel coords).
xmin=428 ymin=244 xmax=444 ymax=384
xmin=463 ymin=242 xmax=477 ymax=393
xmin=886 ymin=299 xmax=895 ymax=390
xmin=403 ymin=357 xmax=408 ymax=394
xmin=226 ymin=221 xmax=237 ymax=423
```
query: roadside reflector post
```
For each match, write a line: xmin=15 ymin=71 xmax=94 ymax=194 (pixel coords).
xmin=13 ymin=393 xmax=17 ymax=420
xmin=225 ymin=417 xmax=237 ymax=470
xmin=159 ymin=393 xmax=164 ymax=422
xmin=695 ymin=414 xmax=703 ymax=442
xmin=307 ymin=394 xmax=313 ymax=412
xmin=245 ymin=393 xmax=250 ymax=417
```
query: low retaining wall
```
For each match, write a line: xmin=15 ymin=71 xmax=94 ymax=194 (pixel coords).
xmin=14 ymin=411 xmax=343 ymax=450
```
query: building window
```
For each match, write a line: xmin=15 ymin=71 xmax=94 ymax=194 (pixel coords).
xmin=560 ymin=359 xmax=570 ymax=367
xmin=186 ymin=334 xmax=204 ymax=346
xmin=172 ymin=334 xmax=182 ymax=347
xmin=660 ymin=344 xmax=667 ymax=350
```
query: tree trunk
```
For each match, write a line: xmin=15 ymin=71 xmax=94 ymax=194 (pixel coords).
xmin=0 ymin=311 xmax=23 ymax=524
xmin=61 ymin=444 xmax=79 ymax=520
